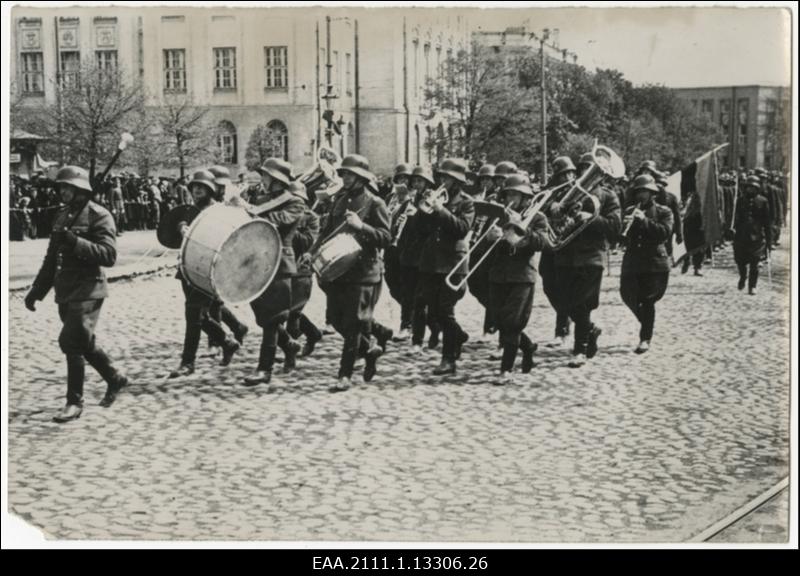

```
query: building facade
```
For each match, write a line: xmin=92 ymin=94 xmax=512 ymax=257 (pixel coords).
xmin=10 ymin=6 xmax=469 ymax=177
xmin=672 ymin=85 xmax=791 ymax=171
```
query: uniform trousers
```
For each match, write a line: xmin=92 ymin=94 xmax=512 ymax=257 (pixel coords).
xmin=619 ymin=271 xmax=669 ymax=342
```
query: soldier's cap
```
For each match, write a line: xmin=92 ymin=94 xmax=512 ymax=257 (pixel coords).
xmin=188 ymin=170 xmax=218 ymax=194
xmin=478 ymin=164 xmax=496 ymax=178
xmin=55 ymin=166 xmax=93 ymax=194
xmin=410 ymin=165 xmax=436 ymax=187
xmin=631 ymin=174 xmax=659 ymax=193
xmin=745 ymin=175 xmax=761 ymax=189
xmin=654 ymin=171 xmax=669 ymax=186
xmin=501 ymin=173 xmax=534 ymax=197
xmin=436 ymin=158 xmax=468 ymax=184
xmin=393 ymin=163 xmax=413 ymax=182
xmin=258 ymin=158 xmax=294 ymax=186
xmin=495 ymin=161 xmax=518 ymax=177
xmin=551 ymin=156 xmax=577 ymax=177
xmin=337 ymin=154 xmax=375 ymax=182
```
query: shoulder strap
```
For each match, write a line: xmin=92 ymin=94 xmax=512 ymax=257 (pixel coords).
xmin=249 ymin=191 xmax=294 ymax=216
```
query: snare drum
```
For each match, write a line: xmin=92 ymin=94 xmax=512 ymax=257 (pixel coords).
xmin=180 ymin=204 xmax=282 ymax=304
xmin=311 ymin=232 xmax=362 ymax=283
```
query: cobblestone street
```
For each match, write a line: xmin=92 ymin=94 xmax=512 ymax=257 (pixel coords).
xmin=6 ymin=242 xmax=791 ymax=542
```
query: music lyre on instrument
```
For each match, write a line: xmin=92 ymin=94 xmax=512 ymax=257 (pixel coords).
xmin=299 ymin=146 xmax=344 ymax=209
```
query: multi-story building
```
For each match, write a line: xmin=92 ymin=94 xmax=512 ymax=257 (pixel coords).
xmin=672 ymin=85 xmax=791 ymax=171
xmin=10 ymin=6 xmax=469 ymax=176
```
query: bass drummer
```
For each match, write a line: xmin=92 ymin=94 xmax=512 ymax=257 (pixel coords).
xmin=301 ymin=154 xmax=391 ymax=392
xmin=169 ymin=170 xmax=241 ymax=379
xmin=241 ymin=158 xmax=306 ymax=391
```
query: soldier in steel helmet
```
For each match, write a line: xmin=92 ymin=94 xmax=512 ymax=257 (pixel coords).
xmin=25 ymin=166 xmax=129 ymax=423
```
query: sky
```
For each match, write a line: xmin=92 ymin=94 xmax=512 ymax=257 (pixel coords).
xmin=470 ymin=6 xmax=792 ymax=88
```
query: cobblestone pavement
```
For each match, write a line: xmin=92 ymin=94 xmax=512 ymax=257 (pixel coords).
xmin=6 ymin=241 xmax=790 ymax=542
xmin=710 ymin=488 xmax=789 ymax=543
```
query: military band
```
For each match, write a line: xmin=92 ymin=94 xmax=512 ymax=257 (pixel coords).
xmin=26 ymin=138 xmax=785 ymax=419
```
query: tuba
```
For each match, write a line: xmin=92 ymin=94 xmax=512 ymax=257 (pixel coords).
xmin=526 ymin=142 xmax=625 ymax=251
xmin=299 ymin=146 xmax=343 ymax=208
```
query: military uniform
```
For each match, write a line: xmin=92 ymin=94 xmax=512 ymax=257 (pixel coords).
xmin=620 ymin=194 xmax=673 ymax=350
xmin=319 ymin=155 xmax=391 ymax=386
xmin=246 ymin=159 xmax=307 ymax=384
xmin=26 ymin=166 xmax=128 ymax=420
xmin=554 ymin=182 xmax=621 ymax=364
xmin=400 ymin=166 xmax=440 ymax=350
xmin=384 ymin=165 xmax=416 ymax=336
xmin=286 ymin=192 xmax=322 ymax=356
xmin=415 ymin=159 xmax=476 ymax=372
xmin=487 ymin=197 xmax=549 ymax=380
xmin=733 ymin=178 xmax=771 ymax=294
xmin=654 ymin=173 xmax=683 ymax=258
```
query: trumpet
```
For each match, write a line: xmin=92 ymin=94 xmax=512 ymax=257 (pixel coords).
xmin=622 ymin=201 xmax=645 ymax=237
xmin=391 ymin=203 xmax=418 ymax=247
xmin=418 ymin=184 xmax=448 ymax=213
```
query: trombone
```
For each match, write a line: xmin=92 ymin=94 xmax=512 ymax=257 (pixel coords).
xmin=443 ymin=181 xmax=570 ymax=292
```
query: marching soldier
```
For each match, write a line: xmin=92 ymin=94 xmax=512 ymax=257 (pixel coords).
xmin=680 ymin=187 xmax=705 ymax=277
xmin=636 ymin=159 xmax=658 ymax=178
xmin=553 ymin=156 xmax=622 ymax=368
xmin=474 ymin=164 xmax=496 ymax=200
xmin=654 ymin=171 xmax=683 ymax=260
xmin=302 ymin=154 xmax=391 ymax=392
xmin=733 ymin=175 xmax=771 ymax=295
xmin=286 ymin=181 xmax=323 ymax=357
xmin=415 ymin=158 xmax=476 ymax=375
xmin=206 ymin=165 xmax=249 ymax=349
xmin=492 ymin=161 xmax=518 ymax=195
xmin=241 ymin=158 xmax=306 ymax=389
xmin=169 ymin=171 xmax=241 ymax=379
xmin=402 ymin=166 xmax=442 ymax=353
xmin=619 ymin=174 xmax=674 ymax=354
xmin=539 ymin=156 xmax=576 ymax=349
xmin=25 ymin=166 xmax=129 ymax=423
xmin=484 ymin=174 xmax=549 ymax=385
xmin=385 ymin=163 xmax=415 ymax=341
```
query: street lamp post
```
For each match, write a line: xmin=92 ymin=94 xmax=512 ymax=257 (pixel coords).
xmin=540 ymin=28 xmax=549 ymax=184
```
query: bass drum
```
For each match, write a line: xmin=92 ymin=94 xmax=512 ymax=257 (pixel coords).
xmin=180 ymin=204 xmax=281 ymax=304
xmin=311 ymin=232 xmax=362 ymax=283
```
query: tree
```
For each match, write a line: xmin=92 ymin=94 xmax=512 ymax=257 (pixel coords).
xmin=39 ymin=62 xmax=145 ymax=179
xmin=424 ymin=42 xmax=542 ymax=171
xmin=154 ymin=94 xmax=216 ymax=178
xmin=244 ymin=124 xmax=287 ymax=171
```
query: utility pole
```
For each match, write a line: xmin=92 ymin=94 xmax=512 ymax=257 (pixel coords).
xmin=539 ymin=28 xmax=549 ymax=184
xmin=325 ymin=15 xmax=333 ymax=147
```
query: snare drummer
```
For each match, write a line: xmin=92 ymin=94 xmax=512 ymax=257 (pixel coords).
xmin=303 ymin=154 xmax=391 ymax=392
xmin=243 ymin=158 xmax=306 ymax=390
xmin=169 ymin=170 xmax=241 ymax=379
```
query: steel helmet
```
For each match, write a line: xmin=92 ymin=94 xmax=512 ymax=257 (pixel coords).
xmin=55 ymin=165 xmax=93 ymax=194
xmin=435 ymin=158 xmax=468 ymax=184
xmin=188 ymin=170 xmax=218 ymax=195
xmin=337 ymin=154 xmax=375 ymax=182
xmin=631 ymin=174 xmax=659 ymax=193
xmin=258 ymin=158 xmax=294 ymax=186
xmin=551 ymin=156 xmax=577 ymax=177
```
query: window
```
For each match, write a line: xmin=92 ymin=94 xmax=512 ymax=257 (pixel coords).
xmin=332 ymin=50 xmax=340 ymax=93
xmin=436 ymin=46 xmax=441 ymax=74
xmin=426 ymin=125 xmax=433 ymax=163
xmin=424 ymin=43 xmax=431 ymax=87
xmin=719 ymin=99 xmax=731 ymax=133
xmin=345 ymin=52 xmax=352 ymax=96
xmin=60 ymin=51 xmax=80 ymax=87
xmin=701 ymin=99 xmax=713 ymax=119
xmin=266 ymin=119 xmax=289 ymax=161
xmin=436 ymin=123 xmax=445 ymax=164
xmin=264 ymin=46 xmax=288 ymax=89
xmin=413 ymin=40 xmax=419 ymax=98
xmin=20 ymin=52 xmax=44 ymax=94
xmin=213 ymin=47 xmax=236 ymax=89
xmin=164 ymin=49 xmax=186 ymax=92
xmin=96 ymin=50 xmax=117 ymax=73
xmin=765 ymin=99 xmax=777 ymax=127
xmin=217 ymin=120 xmax=237 ymax=164
xmin=415 ymin=125 xmax=421 ymax=164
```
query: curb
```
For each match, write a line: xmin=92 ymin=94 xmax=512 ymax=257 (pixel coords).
xmin=9 ymin=262 xmax=177 ymax=293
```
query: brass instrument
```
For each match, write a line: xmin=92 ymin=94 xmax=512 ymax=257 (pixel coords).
xmin=418 ymin=184 xmax=449 ymax=213
xmin=299 ymin=146 xmax=343 ymax=209
xmin=622 ymin=201 xmax=645 ymax=237
xmin=391 ymin=202 xmax=418 ymax=247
